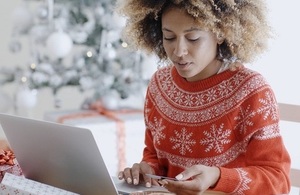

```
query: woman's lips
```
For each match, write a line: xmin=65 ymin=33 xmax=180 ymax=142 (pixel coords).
xmin=178 ymin=62 xmax=189 ymax=65
xmin=175 ymin=61 xmax=192 ymax=69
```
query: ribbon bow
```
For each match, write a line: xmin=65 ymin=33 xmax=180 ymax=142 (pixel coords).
xmin=0 ymin=150 xmax=15 ymax=166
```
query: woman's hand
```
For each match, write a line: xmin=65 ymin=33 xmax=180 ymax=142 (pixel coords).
xmin=159 ymin=165 xmax=220 ymax=195
xmin=118 ymin=161 xmax=159 ymax=187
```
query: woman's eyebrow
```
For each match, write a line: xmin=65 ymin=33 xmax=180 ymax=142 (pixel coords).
xmin=162 ymin=27 xmax=201 ymax=33
xmin=162 ymin=27 xmax=172 ymax=32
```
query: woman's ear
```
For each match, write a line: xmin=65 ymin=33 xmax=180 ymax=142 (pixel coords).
xmin=216 ymin=33 xmax=225 ymax=44
xmin=217 ymin=37 xmax=225 ymax=44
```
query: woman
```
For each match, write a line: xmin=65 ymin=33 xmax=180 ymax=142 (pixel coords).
xmin=116 ymin=0 xmax=291 ymax=194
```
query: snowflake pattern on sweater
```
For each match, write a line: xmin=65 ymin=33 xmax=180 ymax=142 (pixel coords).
xmin=200 ymin=123 xmax=231 ymax=154
xmin=142 ymin=65 xmax=290 ymax=195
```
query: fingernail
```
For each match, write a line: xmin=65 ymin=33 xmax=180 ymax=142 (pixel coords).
xmin=159 ymin=180 xmax=168 ymax=187
xmin=146 ymin=182 xmax=151 ymax=188
xmin=133 ymin=178 xmax=138 ymax=185
xmin=118 ymin=173 xmax=122 ymax=179
xmin=175 ymin=174 xmax=183 ymax=180
xmin=127 ymin=178 xmax=132 ymax=184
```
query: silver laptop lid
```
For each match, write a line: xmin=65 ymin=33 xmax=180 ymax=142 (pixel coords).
xmin=0 ymin=113 xmax=118 ymax=195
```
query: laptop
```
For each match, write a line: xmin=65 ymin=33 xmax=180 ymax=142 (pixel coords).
xmin=0 ymin=113 xmax=168 ymax=195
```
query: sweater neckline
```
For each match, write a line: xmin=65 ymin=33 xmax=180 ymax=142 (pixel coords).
xmin=171 ymin=65 xmax=242 ymax=92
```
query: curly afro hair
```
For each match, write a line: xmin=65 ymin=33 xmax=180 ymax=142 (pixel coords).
xmin=116 ymin=0 xmax=272 ymax=65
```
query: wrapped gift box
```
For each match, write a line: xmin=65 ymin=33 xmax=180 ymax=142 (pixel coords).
xmin=44 ymin=109 xmax=146 ymax=176
xmin=0 ymin=157 xmax=23 ymax=182
xmin=0 ymin=173 xmax=79 ymax=195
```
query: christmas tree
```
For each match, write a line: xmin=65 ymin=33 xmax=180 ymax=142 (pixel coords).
xmin=1 ymin=0 xmax=153 ymax=110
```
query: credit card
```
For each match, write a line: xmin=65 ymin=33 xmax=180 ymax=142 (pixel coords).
xmin=145 ymin=174 xmax=177 ymax=181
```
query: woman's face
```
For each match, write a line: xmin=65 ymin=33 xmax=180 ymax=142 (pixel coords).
xmin=162 ymin=7 xmax=222 ymax=81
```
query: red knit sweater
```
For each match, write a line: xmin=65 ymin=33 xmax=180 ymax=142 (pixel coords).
xmin=142 ymin=65 xmax=291 ymax=194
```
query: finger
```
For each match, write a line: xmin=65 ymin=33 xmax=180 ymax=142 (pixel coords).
xmin=151 ymin=179 xmax=160 ymax=186
xmin=164 ymin=180 xmax=202 ymax=195
xmin=118 ymin=171 xmax=124 ymax=180
xmin=140 ymin=161 xmax=155 ymax=187
xmin=170 ymin=177 xmax=210 ymax=193
xmin=161 ymin=180 xmax=182 ymax=194
xmin=123 ymin=167 xmax=134 ymax=184
xmin=131 ymin=163 xmax=142 ymax=185
xmin=158 ymin=179 xmax=168 ymax=188
xmin=175 ymin=165 xmax=204 ymax=181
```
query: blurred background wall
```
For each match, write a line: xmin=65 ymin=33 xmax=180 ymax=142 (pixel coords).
xmin=1 ymin=0 xmax=299 ymax=118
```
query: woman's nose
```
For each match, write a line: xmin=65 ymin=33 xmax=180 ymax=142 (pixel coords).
xmin=173 ymin=39 xmax=188 ymax=57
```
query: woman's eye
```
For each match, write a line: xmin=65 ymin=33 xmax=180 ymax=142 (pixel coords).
xmin=188 ymin=37 xmax=199 ymax=42
xmin=164 ymin=37 xmax=175 ymax=41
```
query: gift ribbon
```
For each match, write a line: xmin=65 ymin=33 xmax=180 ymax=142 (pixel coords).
xmin=57 ymin=101 xmax=142 ymax=173
xmin=0 ymin=150 xmax=15 ymax=166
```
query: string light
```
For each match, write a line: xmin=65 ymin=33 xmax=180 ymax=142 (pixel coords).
xmin=21 ymin=76 xmax=27 ymax=83
xmin=30 ymin=63 xmax=36 ymax=70
xmin=121 ymin=42 xmax=128 ymax=48
xmin=86 ymin=51 xmax=93 ymax=58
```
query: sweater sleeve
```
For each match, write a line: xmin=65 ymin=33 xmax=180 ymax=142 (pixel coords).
xmin=211 ymin=87 xmax=291 ymax=194
xmin=142 ymin=127 xmax=163 ymax=175
xmin=141 ymin=86 xmax=166 ymax=176
xmin=212 ymin=135 xmax=290 ymax=194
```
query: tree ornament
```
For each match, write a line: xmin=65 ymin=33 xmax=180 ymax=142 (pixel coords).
xmin=106 ymin=30 xmax=121 ymax=43
xmin=46 ymin=31 xmax=73 ymax=60
xmin=94 ymin=5 xmax=105 ymax=19
xmin=103 ymin=47 xmax=117 ymax=61
xmin=11 ymin=5 xmax=33 ymax=34
xmin=15 ymin=87 xmax=37 ymax=109
xmin=112 ymin=12 xmax=126 ymax=29
xmin=35 ymin=4 xmax=49 ymax=22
